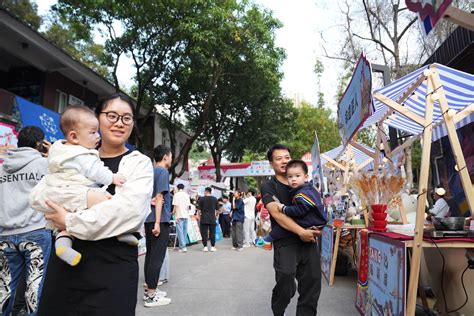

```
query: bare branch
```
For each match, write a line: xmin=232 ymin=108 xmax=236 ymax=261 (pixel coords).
xmin=321 ymin=44 xmax=354 ymax=63
xmin=363 ymin=0 xmax=393 ymax=40
xmin=397 ymin=17 xmax=417 ymax=42
xmin=353 ymin=33 xmax=396 ymax=56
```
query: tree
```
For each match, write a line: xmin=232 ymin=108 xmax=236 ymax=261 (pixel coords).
xmin=0 ymin=0 xmax=41 ymax=30
xmin=314 ymin=58 xmax=325 ymax=109
xmin=42 ymin=17 xmax=110 ymax=78
xmin=286 ymin=101 xmax=340 ymax=160
xmin=192 ymin=5 xmax=287 ymax=181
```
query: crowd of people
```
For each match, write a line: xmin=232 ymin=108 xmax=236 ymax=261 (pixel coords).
xmin=0 ymin=92 xmax=325 ymax=316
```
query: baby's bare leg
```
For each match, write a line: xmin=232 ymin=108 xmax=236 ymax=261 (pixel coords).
xmin=87 ymin=190 xmax=112 ymax=208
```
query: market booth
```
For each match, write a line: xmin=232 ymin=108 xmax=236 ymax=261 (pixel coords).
xmin=319 ymin=141 xmax=378 ymax=286
xmin=328 ymin=53 xmax=474 ymax=315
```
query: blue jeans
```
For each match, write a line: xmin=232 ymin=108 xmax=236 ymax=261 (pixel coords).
xmin=0 ymin=229 xmax=52 ymax=316
xmin=176 ymin=218 xmax=188 ymax=249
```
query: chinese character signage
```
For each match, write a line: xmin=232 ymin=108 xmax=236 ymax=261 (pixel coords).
xmin=367 ymin=234 xmax=406 ymax=316
xmin=337 ymin=53 xmax=374 ymax=146
xmin=250 ymin=161 xmax=274 ymax=176
xmin=405 ymin=0 xmax=452 ymax=35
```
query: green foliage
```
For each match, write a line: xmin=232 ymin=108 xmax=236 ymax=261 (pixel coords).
xmin=244 ymin=176 xmax=257 ymax=192
xmin=189 ymin=142 xmax=210 ymax=162
xmin=43 ymin=21 xmax=110 ymax=79
xmin=357 ymin=126 xmax=376 ymax=148
xmin=241 ymin=149 xmax=267 ymax=163
xmin=285 ymin=102 xmax=340 ymax=159
xmin=0 ymin=0 xmax=42 ymax=29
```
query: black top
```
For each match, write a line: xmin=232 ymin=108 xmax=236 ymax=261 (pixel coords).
xmin=101 ymin=150 xmax=131 ymax=195
xmin=261 ymin=176 xmax=296 ymax=240
xmin=198 ymin=195 xmax=219 ymax=225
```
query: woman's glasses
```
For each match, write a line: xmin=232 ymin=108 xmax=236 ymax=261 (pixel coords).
xmin=100 ymin=111 xmax=134 ymax=125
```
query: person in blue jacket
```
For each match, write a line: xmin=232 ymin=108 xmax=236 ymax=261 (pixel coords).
xmin=256 ymin=159 xmax=327 ymax=250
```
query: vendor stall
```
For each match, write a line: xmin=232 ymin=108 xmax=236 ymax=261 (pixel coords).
xmin=350 ymin=63 xmax=474 ymax=315
xmin=325 ymin=47 xmax=474 ymax=314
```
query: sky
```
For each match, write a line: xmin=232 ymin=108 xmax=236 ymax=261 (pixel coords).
xmin=36 ymin=0 xmax=344 ymax=110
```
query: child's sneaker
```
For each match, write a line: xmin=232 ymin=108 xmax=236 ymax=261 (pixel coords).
xmin=255 ymin=237 xmax=272 ymax=250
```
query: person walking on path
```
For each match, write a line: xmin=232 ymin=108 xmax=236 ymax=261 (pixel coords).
xmin=260 ymin=144 xmax=321 ymax=316
xmin=143 ymin=145 xmax=173 ymax=307
xmin=231 ymin=191 xmax=245 ymax=251
xmin=0 ymin=126 xmax=51 ymax=316
xmin=197 ymin=187 xmax=219 ymax=252
xmin=243 ymin=190 xmax=257 ymax=247
xmin=38 ymin=93 xmax=154 ymax=316
xmin=172 ymin=183 xmax=191 ymax=252
xmin=218 ymin=196 xmax=232 ymax=238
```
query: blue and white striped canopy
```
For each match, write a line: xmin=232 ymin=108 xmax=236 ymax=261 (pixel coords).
xmin=321 ymin=143 xmax=375 ymax=167
xmin=362 ymin=63 xmax=474 ymax=141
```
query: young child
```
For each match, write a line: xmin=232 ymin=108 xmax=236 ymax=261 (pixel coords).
xmin=30 ymin=105 xmax=136 ymax=266
xmin=256 ymin=159 xmax=327 ymax=250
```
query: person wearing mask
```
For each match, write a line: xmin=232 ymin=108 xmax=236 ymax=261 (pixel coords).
xmin=427 ymin=187 xmax=450 ymax=219
xmin=197 ymin=187 xmax=219 ymax=252
xmin=243 ymin=190 xmax=257 ymax=247
xmin=231 ymin=191 xmax=245 ymax=251
xmin=38 ymin=93 xmax=154 ymax=315
xmin=172 ymin=183 xmax=191 ymax=253
xmin=218 ymin=196 xmax=232 ymax=238
xmin=0 ymin=126 xmax=51 ymax=316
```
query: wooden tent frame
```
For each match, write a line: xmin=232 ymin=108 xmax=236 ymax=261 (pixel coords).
xmin=372 ymin=64 xmax=474 ymax=315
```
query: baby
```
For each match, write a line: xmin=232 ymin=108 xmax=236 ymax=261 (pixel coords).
xmin=30 ymin=105 xmax=137 ymax=266
xmin=256 ymin=159 xmax=327 ymax=250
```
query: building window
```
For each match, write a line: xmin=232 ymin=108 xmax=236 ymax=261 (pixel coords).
xmin=55 ymin=90 xmax=68 ymax=113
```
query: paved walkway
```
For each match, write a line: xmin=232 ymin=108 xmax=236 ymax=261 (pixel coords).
xmin=136 ymin=238 xmax=358 ymax=315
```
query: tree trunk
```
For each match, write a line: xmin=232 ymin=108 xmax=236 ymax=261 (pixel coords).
xmin=405 ymin=146 xmax=413 ymax=191
xmin=211 ymin=149 xmax=222 ymax=182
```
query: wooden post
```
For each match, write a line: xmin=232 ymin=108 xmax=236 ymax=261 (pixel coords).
xmin=362 ymin=206 xmax=369 ymax=227
xmin=329 ymin=227 xmax=341 ymax=286
xmin=373 ymin=126 xmax=382 ymax=175
xmin=444 ymin=6 xmax=474 ymax=32
xmin=431 ymin=67 xmax=474 ymax=216
xmin=406 ymin=70 xmax=435 ymax=316
xmin=399 ymin=200 xmax=408 ymax=225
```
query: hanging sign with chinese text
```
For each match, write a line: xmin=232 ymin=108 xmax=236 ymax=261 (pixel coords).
xmin=337 ymin=54 xmax=374 ymax=146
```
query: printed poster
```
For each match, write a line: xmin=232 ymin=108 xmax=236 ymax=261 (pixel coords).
xmin=187 ymin=220 xmax=201 ymax=243
xmin=321 ymin=225 xmax=333 ymax=284
xmin=0 ymin=122 xmax=18 ymax=163
xmin=367 ymin=234 xmax=406 ymax=316
xmin=16 ymin=96 xmax=64 ymax=142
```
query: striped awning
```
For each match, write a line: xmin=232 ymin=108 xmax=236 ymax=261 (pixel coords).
xmin=362 ymin=63 xmax=474 ymax=141
xmin=321 ymin=142 xmax=375 ymax=167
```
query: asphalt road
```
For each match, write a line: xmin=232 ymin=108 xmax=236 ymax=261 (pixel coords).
xmin=136 ymin=237 xmax=358 ymax=316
